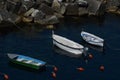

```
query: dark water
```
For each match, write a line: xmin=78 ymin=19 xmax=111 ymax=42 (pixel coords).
xmin=0 ymin=13 xmax=120 ymax=80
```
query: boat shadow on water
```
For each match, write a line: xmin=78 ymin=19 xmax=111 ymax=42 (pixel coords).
xmin=53 ymin=46 xmax=89 ymax=63
xmin=8 ymin=61 xmax=46 ymax=73
xmin=53 ymin=45 xmax=84 ymax=58
xmin=81 ymin=40 xmax=105 ymax=55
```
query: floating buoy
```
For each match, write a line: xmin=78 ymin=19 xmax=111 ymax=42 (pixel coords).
xmin=53 ymin=66 xmax=58 ymax=72
xmin=4 ymin=74 xmax=9 ymax=80
xmin=51 ymin=72 xmax=56 ymax=78
xmin=100 ymin=65 xmax=104 ymax=71
xmin=88 ymin=54 xmax=93 ymax=59
xmin=77 ymin=67 xmax=85 ymax=72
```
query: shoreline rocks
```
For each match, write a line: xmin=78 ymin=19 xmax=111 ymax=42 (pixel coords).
xmin=0 ymin=0 xmax=120 ymax=25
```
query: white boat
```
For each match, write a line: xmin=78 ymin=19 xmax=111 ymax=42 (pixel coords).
xmin=52 ymin=32 xmax=84 ymax=55
xmin=81 ymin=31 xmax=104 ymax=47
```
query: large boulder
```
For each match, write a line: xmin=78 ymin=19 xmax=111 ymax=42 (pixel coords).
xmin=78 ymin=7 xmax=88 ymax=16
xmin=38 ymin=3 xmax=54 ymax=15
xmin=0 ymin=9 xmax=21 ymax=23
xmin=52 ymin=0 xmax=61 ymax=12
xmin=87 ymin=0 xmax=106 ymax=15
xmin=65 ymin=3 xmax=79 ymax=16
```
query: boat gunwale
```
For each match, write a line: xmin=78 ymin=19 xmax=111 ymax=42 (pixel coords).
xmin=81 ymin=31 xmax=104 ymax=42
xmin=53 ymin=38 xmax=83 ymax=50
xmin=81 ymin=31 xmax=104 ymax=47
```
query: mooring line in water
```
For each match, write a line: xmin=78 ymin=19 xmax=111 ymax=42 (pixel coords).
xmin=45 ymin=64 xmax=56 ymax=67
xmin=8 ymin=19 xmax=25 ymax=32
xmin=103 ymin=35 xmax=120 ymax=51
xmin=105 ymin=41 xmax=120 ymax=51
xmin=106 ymin=35 xmax=120 ymax=40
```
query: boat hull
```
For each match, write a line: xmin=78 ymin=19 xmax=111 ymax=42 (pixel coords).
xmin=7 ymin=54 xmax=46 ymax=70
xmin=81 ymin=31 xmax=104 ymax=47
xmin=10 ymin=59 xmax=43 ymax=70
xmin=53 ymin=40 xmax=83 ymax=55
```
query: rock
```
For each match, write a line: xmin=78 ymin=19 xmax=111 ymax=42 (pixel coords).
xmin=38 ymin=3 xmax=54 ymax=15
xmin=6 ymin=0 xmax=16 ymax=13
xmin=21 ymin=0 xmax=35 ymax=10
xmin=60 ymin=4 xmax=66 ymax=14
xmin=0 ymin=14 xmax=3 ymax=23
xmin=106 ymin=0 xmax=120 ymax=14
xmin=9 ymin=12 xmax=21 ymax=23
xmin=65 ymin=3 xmax=79 ymax=16
xmin=78 ymin=7 xmax=88 ymax=16
xmin=52 ymin=0 xmax=61 ymax=12
xmin=44 ymin=15 xmax=59 ymax=24
xmin=24 ymin=8 xmax=35 ymax=16
xmin=0 ymin=9 xmax=10 ymax=21
xmin=106 ymin=0 xmax=120 ymax=8
xmin=75 ymin=0 xmax=88 ymax=8
xmin=18 ymin=5 xmax=28 ymax=15
xmin=54 ymin=13 xmax=64 ymax=18
xmin=34 ymin=10 xmax=45 ymax=19
xmin=0 ymin=9 xmax=21 ymax=23
xmin=22 ymin=16 xmax=33 ymax=23
xmin=44 ymin=0 xmax=54 ymax=4
xmin=87 ymin=0 xmax=106 ymax=16
xmin=31 ymin=9 xmax=39 ymax=17
xmin=0 ymin=1 xmax=5 ymax=10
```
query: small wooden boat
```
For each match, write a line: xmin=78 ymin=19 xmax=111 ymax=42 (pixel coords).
xmin=7 ymin=53 xmax=46 ymax=70
xmin=52 ymin=32 xmax=84 ymax=55
xmin=81 ymin=31 xmax=104 ymax=47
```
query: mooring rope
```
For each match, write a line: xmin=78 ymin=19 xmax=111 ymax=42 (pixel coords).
xmin=104 ymin=35 xmax=120 ymax=51
xmin=8 ymin=18 xmax=25 ymax=32
xmin=45 ymin=64 xmax=56 ymax=67
xmin=105 ymin=42 xmax=120 ymax=51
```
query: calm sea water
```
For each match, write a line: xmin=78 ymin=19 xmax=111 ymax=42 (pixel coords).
xmin=0 ymin=13 xmax=120 ymax=80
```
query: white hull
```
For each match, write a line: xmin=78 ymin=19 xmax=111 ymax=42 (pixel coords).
xmin=81 ymin=31 xmax=104 ymax=47
xmin=53 ymin=40 xmax=83 ymax=55
xmin=52 ymin=34 xmax=84 ymax=55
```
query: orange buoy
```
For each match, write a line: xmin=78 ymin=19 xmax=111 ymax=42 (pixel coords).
xmin=51 ymin=72 xmax=56 ymax=78
xmin=100 ymin=65 xmax=104 ymax=71
xmin=88 ymin=54 xmax=93 ymax=59
xmin=4 ymin=74 xmax=9 ymax=80
xmin=77 ymin=67 xmax=85 ymax=72
xmin=53 ymin=66 xmax=58 ymax=72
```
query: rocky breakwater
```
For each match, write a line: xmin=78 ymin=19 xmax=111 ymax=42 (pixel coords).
xmin=0 ymin=0 xmax=119 ymax=25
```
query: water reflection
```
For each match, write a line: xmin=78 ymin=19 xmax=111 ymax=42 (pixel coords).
xmin=84 ymin=43 xmax=104 ymax=52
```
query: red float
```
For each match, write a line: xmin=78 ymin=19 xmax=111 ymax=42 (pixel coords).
xmin=100 ymin=65 xmax=104 ymax=71
xmin=51 ymin=72 xmax=56 ymax=78
xmin=53 ymin=66 xmax=58 ymax=72
xmin=88 ymin=54 xmax=93 ymax=59
xmin=77 ymin=67 xmax=85 ymax=72
xmin=4 ymin=74 xmax=9 ymax=80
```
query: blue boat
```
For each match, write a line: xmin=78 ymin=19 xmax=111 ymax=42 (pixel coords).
xmin=7 ymin=53 xmax=46 ymax=70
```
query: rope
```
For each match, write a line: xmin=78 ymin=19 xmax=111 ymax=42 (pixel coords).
xmin=105 ymin=42 xmax=120 ymax=51
xmin=7 ymin=18 xmax=25 ymax=32
xmin=45 ymin=64 xmax=55 ymax=67
xmin=104 ymin=35 xmax=120 ymax=51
